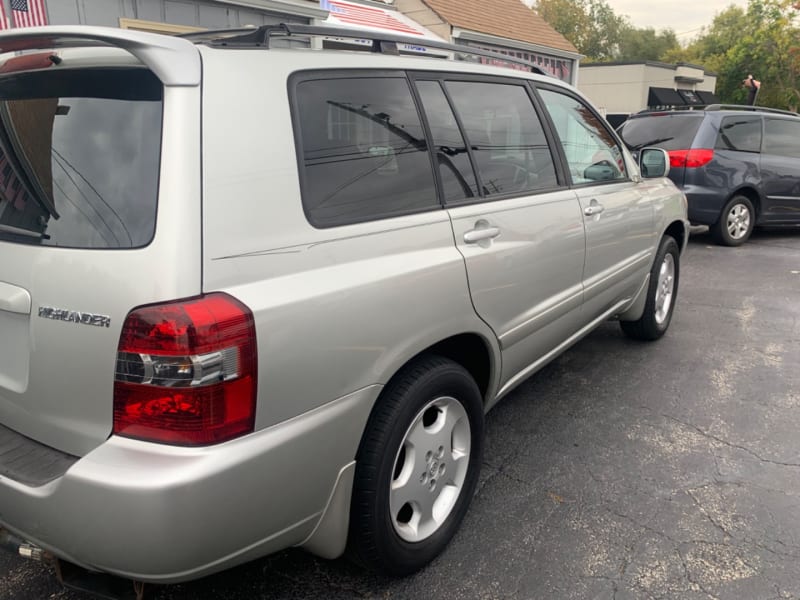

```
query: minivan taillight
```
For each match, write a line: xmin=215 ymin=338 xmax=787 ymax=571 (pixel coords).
xmin=668 ymin=149 xmax=714 ymax=169
xmin=113 ymin=293 xmax=257 ymax=446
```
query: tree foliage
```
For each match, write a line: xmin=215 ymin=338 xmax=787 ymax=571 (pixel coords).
xmin=532 ymin=0 xmax=800 ymax=111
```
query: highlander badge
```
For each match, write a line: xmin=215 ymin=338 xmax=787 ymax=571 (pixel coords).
xmin=38 ymin=306 xmax=111 ymax=328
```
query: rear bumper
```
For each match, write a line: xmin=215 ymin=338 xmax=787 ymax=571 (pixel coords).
xmin=0 ymin=385 xmax=377 ymax=583
xmin=682 ymin=185 xmax=729 ymax=225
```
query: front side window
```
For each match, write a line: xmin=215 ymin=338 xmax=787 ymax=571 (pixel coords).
xmin=0 ymin=68 xmax=162 ymax=248
xmin=716 ymin=116 xmax=762 ymax=153
xmin=763 ymin=118 xmax=800 ymax=159
xmin=445 ymin=81 xmax=558 ymax=197
xmin=294 ymin=76 xmax=437 ymax=228
xmin=539 ymin=88 xmax=627 ymax=185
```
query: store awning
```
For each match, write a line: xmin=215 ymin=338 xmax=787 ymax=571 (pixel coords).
xmin=695 ymin=90 xmax=720 ymax=105
xmin=677 ymin=89 xmax=704 ymax=106
xmin=648 ymin=87 xmax=685 ymax=107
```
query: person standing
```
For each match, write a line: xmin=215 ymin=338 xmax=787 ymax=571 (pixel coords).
xmin=743 ymin=74 xmax=761 ymax=105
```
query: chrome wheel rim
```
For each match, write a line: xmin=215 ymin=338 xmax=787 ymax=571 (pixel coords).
xmin=390 ymin=396 xmax=471 ymax=543
xmin=655 ymin=253 xmax=675 ymax=325
xmin=726 ymin=203 xmax=751 ymax=240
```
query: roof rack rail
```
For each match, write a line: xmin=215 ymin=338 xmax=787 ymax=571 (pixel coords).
xmin=203 ymin=23 xmax=549 ymax=76
xmin=704 ymin=103 xmax=799 ymax=116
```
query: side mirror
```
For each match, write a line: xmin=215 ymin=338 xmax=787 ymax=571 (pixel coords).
xmin=583 ymin=160 xmax=618 ymax=181
xmin=639 ymin=148 xmax=670 ymax=178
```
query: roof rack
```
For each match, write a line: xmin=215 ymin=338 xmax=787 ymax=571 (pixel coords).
xmin=202 ymin=23 xmax=549 ymax=76
xmin=704 ymin=103 xmax=799 ymax=116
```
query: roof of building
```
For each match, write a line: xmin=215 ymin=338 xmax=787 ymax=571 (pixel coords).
xmin=421 ymin=0 xmax=578 ymax=54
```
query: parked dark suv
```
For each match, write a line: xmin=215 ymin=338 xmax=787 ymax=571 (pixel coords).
xmin=619 ymin=105 xmax=800 ymax=245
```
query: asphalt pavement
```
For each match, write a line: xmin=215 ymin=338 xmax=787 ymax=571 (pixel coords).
xmin=2 ymin=227 xmax=799 ymax=600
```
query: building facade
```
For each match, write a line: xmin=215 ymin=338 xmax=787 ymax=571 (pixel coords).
xmin=578 ymin=62 xmax=718 ymax=126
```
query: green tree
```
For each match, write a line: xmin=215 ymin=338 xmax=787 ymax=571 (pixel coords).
xmin=534 ymin=0 xmax=628 ymax=61
xmin=616 ymin=27 xmax=681 ymax=62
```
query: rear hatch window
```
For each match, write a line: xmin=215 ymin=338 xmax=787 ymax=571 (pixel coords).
xmin=618 ymin=114 xmax=703 ymax=151
xmin=0 ymin=66 xmax=162 ymax=248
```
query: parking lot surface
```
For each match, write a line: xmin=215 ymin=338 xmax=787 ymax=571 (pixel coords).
xmin=2 ymin=228 xmax=799 ymax=600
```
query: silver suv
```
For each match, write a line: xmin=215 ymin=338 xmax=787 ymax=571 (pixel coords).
xmin=0 ymin=24 xmax=687 ymax=594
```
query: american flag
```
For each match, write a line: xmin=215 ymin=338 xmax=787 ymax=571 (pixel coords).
xmin=321 ymin=0 xmax=424 ymax=35
xmin=11 ymin=0 xmax=48 ymax=28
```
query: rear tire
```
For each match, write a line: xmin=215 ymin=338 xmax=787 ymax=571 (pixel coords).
xmin=711 ymin=195 xmax=755 ymax=246
xmin=347 ymin=355 xmax=484 ymax=576
xmin=621 ymin=236 xmax=680 ymax=341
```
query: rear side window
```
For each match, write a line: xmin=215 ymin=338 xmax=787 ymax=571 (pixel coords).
xmin=0 ymin=68 xmax=162 ymax=248
xmin=446 ymin=81 xmax=558 ymax=197
xmin=763 ymin=118 xmax=800 ymax=158
xmin=618 ymin=115 xmax=702 ymax=151
xmin=293 ymin=76 xmax=437 ymax=228
xmin=716 ymin=116 xmax=761 ymax=153
xmin=415 ymin=80 xmax=479 ymax=203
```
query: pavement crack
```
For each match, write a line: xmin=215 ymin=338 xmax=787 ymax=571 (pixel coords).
xmin=685 ymin=489 xmax=733 ymax=539
xmin=663 ymin=415 xmax=800 ymax=468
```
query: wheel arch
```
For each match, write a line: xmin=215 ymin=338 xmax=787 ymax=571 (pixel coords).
xmin=728 ymin=186 xmax=762 ymax=220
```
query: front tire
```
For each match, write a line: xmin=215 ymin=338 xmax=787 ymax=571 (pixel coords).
xmin=712 ymin=195 xmax=755 ymax=246
xmin=347 ymin=355 xmax=484 ymax=576
xmin=621 ymin=235 xmax=680 ymax=341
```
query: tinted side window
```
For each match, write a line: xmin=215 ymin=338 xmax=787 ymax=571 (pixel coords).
xmin=764 ymin=118 xmax=800 ymax=159
xmin=716 ymin=116 xmax=761 ymax=152
xmin=0 ymin=68 xmax=162 ymax=248
xmin=539 ymin=88 xmax=627 ymax=184
xmin=445 ymin=81 xmax=558 ymax=197
xmin=415 ymin=80 xmax=479 ymax=203
xmin=294 ymin=77 xmax=437 ymax=228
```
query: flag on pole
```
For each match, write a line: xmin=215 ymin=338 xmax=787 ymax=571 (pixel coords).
xmin=11 ymin=0 xmax=49 ymax=28
xmin=320 ymin=0 xmax=424 ymax=35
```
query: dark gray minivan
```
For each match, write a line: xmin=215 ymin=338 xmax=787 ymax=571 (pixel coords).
xmin=619 ymin=105 xmax=800 ymax=245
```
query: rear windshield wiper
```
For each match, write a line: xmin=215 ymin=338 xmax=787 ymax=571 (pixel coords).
xmin=0 ymin=223 xmax=50 ymax=240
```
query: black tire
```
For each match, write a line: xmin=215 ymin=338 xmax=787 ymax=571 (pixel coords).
xmin=620 ymin=235 xmax=680 ymax=341
xmin=711 ymin=195 xmax=755 ymax=246
xmin=347 ymin=355 xmax=484 ymax=576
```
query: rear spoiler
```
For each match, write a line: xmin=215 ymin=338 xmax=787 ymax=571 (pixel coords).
xmin=0 ymin=25 xmax=200 ymax=86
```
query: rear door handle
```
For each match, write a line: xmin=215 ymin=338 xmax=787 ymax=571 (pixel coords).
xmin=584 ymin=200 xmax=605 ymax=216
xmin=464 ymin=225 xmax=501 ymax=244
xmin=0 ymin=281 xmax=31 ymax=315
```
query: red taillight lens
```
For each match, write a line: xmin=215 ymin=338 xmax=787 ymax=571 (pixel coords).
xmin=668 ymin=149 xmax=714 ymax=169
xmin=113 ymin=293 xmax=257 ymax=446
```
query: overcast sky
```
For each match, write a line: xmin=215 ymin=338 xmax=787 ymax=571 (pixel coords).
xmin=521 ymin=0 xmax=751 ymax=42
xmin=603 ymin=0 xmax=749 ymax=40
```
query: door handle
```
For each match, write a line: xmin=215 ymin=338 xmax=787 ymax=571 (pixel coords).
xmin=0 ymin=281 xmax=31 ymax=315
xmin=464 ymin=225 xmax=501 ymax=244
xmin=584 ymin=200 xmax=605 ymax=216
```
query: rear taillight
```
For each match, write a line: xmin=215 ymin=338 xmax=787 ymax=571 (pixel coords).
xmin=668 ymin=149 xmax=714 ymax=169
xmin=113 ymin=293 xmax=257 ymax=446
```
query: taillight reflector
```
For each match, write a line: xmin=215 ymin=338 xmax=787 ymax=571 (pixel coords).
xmin=668 ymin=149 xmax=714 ymax=169
xmin=113 ymin=293 xmax=257 ymax=446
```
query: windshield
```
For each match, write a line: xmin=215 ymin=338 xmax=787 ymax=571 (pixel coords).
xmin=618 ymin=114 xmax=702 ymax=152
xmin=0 ymin=67 xmax=162 ymax=248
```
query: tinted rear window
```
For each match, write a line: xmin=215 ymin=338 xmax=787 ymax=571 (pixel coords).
xmin=0 ymin=68 xmax=162 ymax=248
xmin=618 ymin=115 xmax=703 ymax=151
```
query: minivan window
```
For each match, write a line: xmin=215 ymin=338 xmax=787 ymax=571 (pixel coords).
xmin=0 ymin=68 xmax=162 ymax=248
xmin=415 ymin=80 xmax=479 ymax=203
xmin=539 ymin=88 xmax=627 ymax=184
xmin=716 ymin=116 xmax=762 ymax=153
xmin=618 ymin=114 xmax=702 ymax=152
xmin=763 ymin=118 xmax=800 ymax=159
xmin=294 ymin=76 xmax=438 ymax=228
xmin=445 ymin=81 xmax=558 ymax=197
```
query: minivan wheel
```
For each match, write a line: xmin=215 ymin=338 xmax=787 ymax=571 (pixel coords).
xmin=620 ymin=235 xmax=680 ymax=341
xmin=712 ymin=195 xmax=755 ymax=246
xmin=347 ymin=355 xmax=484 ymax=576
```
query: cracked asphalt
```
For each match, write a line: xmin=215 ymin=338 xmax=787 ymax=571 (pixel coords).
xmin=2 ymin=228 xmax=799 ymax=600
